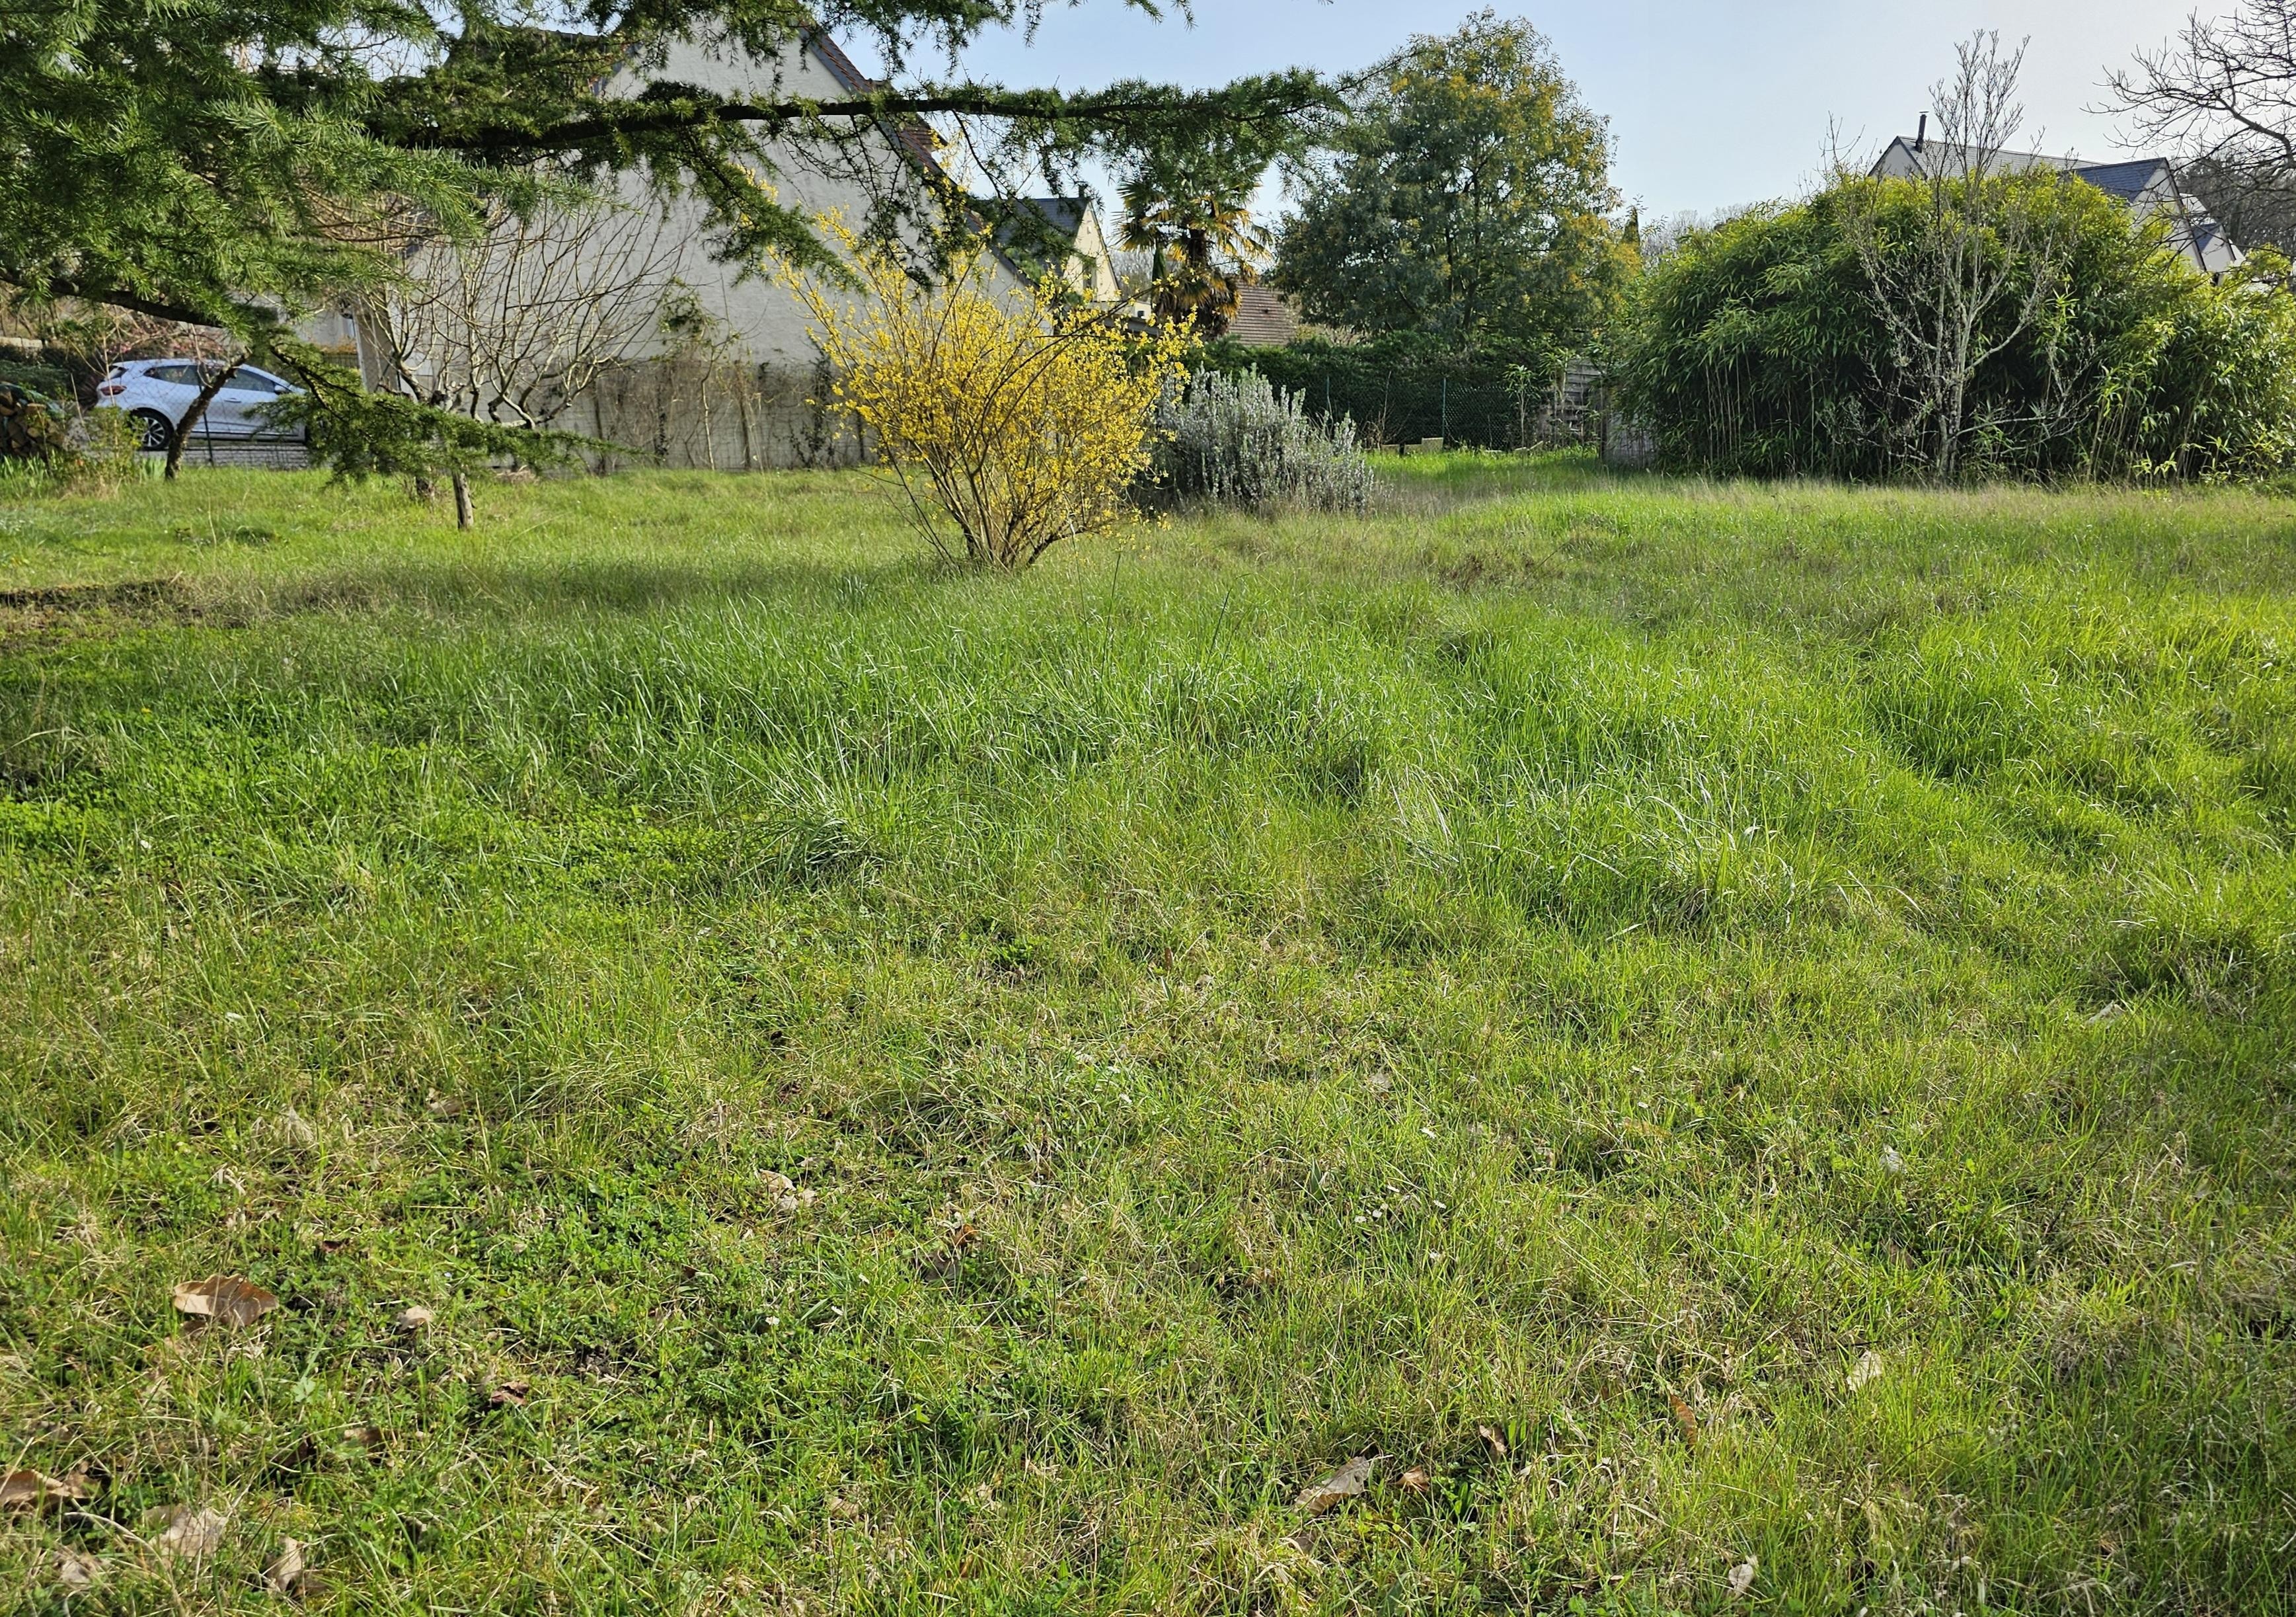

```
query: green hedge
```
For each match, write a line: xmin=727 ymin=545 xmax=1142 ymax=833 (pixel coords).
xmin=1616 ymin=172 xmax=2296 ymax=481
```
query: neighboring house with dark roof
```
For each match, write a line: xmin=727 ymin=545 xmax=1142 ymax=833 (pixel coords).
xmin=1870 ymin=136 xmax=2244 ymax=276
xmin=996 ymin=198 xmax=1122 ymax=303
xmin=352 ymin=26 xmax=1118 ymax=469
xmin=1224 ymin=283 xmax=1300 ymax=348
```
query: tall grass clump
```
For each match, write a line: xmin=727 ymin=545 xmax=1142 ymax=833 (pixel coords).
xmin=1152 ymin=368 xmax=1376 ymax=511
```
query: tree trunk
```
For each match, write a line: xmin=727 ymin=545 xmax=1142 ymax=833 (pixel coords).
xmin=164 ymin=361 xmax=241 ymax=481
xmin=452 ymin=471 xmax=474 ymax=530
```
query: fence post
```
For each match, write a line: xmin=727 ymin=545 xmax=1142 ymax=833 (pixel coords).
xmin=1440 ymin=376 xmax=1449 ymax=444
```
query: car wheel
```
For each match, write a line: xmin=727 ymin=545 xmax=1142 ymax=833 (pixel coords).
xmin=130 ymin=410 xmax=174 ymax=452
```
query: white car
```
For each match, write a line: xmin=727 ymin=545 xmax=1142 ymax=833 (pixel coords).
xmin=95 ymin=359 xmax=306 ymax=452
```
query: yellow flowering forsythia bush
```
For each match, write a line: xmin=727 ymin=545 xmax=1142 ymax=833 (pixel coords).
xmin=797 ymin=231 xmax=1186 ymax=570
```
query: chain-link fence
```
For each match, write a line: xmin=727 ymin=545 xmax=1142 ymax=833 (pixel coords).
xmin=1200 ymin=348 xmax=1611 ymax=452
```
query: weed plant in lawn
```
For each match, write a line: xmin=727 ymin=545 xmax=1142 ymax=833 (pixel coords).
xmin=1 ymin=455 xmax=2293 ymax=1612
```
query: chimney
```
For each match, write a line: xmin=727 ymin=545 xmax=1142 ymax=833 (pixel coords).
xmin=1916 ymin=113 xmax=1928 ymax=153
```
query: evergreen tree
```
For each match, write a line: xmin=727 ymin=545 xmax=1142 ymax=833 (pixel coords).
xmin=1 ymin=0 xmax=1328 ymax=471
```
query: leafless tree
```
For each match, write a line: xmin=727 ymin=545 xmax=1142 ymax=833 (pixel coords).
xmin=1847 ymin=33 xmax=2073 ymax=479
xmin=359 ymin=193 xmax=683 ymax=524
xmin=2106 ymin=2 xmax=2296 ymax=251
xmin=2110 ymin=4 xmax=2296 ymax=200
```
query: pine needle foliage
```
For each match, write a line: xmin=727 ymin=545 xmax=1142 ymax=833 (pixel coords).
xmin=795 ymin=228 xmax=1188 ymax=571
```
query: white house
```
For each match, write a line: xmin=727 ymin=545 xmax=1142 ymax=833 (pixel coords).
xmin=1871 ymin=132 xmax=2245 ymax=277
xmin=348 ymin=26 xmax=1121 ymax=469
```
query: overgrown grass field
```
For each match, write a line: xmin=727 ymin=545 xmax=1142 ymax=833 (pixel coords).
xmin=3 ymin=457 xmax=2292 ymax=1614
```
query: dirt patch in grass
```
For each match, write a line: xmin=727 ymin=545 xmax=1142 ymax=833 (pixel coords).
xmin=0 ymin=576 xmax=191 ymax=615
xmin=0 ymin=576 xmax=216 ymax=650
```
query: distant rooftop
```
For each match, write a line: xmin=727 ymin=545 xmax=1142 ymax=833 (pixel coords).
xmin=1871 ymin=136 xmax=2245 ymax=276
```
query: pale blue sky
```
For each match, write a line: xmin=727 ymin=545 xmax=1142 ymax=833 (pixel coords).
xmin=875 ymin=0 xmax=2229 ymax=219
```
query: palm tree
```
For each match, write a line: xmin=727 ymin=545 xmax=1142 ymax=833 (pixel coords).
xmin=1118 ymin=147 xmax=1272 ymax=336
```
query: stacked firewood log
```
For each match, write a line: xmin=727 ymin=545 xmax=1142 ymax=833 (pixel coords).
xmin=0 ymin=382 xmax=65 ymax=461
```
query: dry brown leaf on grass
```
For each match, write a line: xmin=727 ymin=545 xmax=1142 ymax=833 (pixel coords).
xmin=1669 ymin=1394 xmax=1700 ymax=1448
xmin=1 ymin=1467 xmax=92 ymax=1513
xmin=487 ymin=1381 xmax=529 ymax=1408
xmin=172 ymin=1276 xmax=278 ymax=1328
xmin=1476 ymin=1423 xmax=1508 ymax=1460
xmin=53 ymin=1548 xmax=101 ymax=1591
xmin=264 ymin=1537 xmax=317 ymax=1598
xmin=1398 ymin=1466 xmax=1432 ymax=1493
xmin=393 ymin=1305 xmax=434 ymax=1331
xmin=1293 ymin=1456 xmax=1375 ymax=1514
xmin=146 ymin=1504 xmax=229 ymax=1559
xmin=763 ymin=1171 xmax=817 ymax=1212
xmin=1847 ymin=1350 xmax=1886 ymax=1392
xmin=1728 ymin=1558 xmax=1758 ymax=1598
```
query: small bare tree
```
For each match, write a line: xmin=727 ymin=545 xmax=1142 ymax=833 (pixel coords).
xmin=360 ymin=194 xmax=682 ymax=525
xmin=1847 ymin=33 xmax=2073 ymax=479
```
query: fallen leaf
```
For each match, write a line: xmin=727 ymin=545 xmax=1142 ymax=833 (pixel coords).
xmin=487 ymin=1381 xmax=529 ymax=1407
xmin=763 ymin=1171 xmax=816 ymax=1212
xmin=53 ymin=1548 xmax=101 ymax=1591
xmin=1668 ymin=1394 xmax=1699 ymax=1448
xmin=172 ymin=1277 xmax=278 ymax=1329
xmin=1728 ymin=1558 xmax=1757 ymax=1598
xmin=425 ymin=1091 xmax=466 ymax=1117
xmin=1294 ymin=1456 xmax=1375 ymax=1514
xmin=340 ymin=1424 xmax=383 ymax=1452
xmin=948 ymin=1222 xmax=977 ymax=1251
xmin=1847 ymin=1350 xmax=1886 ymax=1392
xmin=393 ymin=1306 xmax=434 ymax=1331
xmin=1 ymin=1468 xmax=89 ymax=1513
xmin=148 ymin=1504 xmax=228 ymax=1559
xmin=1398 ymin=1466 xmax=1432 ymax=1493
xmin=264 ymin=1537 xmax=312 ymax=1597
xmin=1476 ymin=1422 xmax=1509 ymax=1460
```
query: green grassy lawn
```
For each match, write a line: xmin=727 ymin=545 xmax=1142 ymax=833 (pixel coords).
xmin=2 ymin=455 xmax=2293 ymax=1614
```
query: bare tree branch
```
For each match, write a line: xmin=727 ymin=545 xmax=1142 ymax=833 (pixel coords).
xmin=2107 ymin=1 xmax=2296 ymax=242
